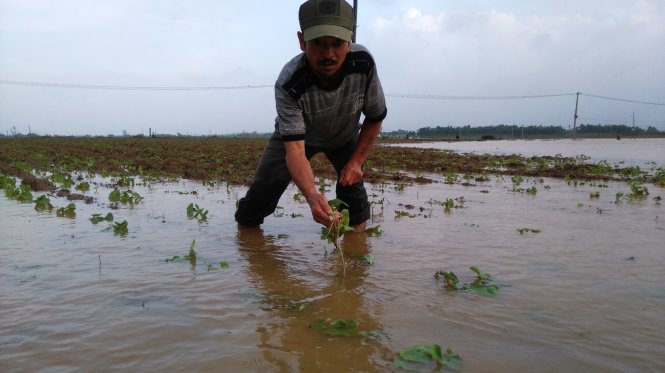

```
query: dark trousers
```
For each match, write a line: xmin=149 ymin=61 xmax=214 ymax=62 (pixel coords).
xmin=234 ymin=133 xmax=370 ymax=227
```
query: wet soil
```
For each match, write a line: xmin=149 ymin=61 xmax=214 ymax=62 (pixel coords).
xmin=0 ymin=137 xmax=656 ymax=186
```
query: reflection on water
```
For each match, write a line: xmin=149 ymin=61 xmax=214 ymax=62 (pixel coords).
xmin=236 ymin=226 xmax=393 ymax=371
xmin=1 ymin=173 xmax=664 ymax=371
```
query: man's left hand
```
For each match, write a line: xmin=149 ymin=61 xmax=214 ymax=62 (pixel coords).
xmin=339 ymin=160 xmax=363 ymax=186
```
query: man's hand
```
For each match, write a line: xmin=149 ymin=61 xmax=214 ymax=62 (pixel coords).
xmin=306 ymin=193 xmax=335 ymax=227
xmin=339 ymin=160 xmax=363 ymax=186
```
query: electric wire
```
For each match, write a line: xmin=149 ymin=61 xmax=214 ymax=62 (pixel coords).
xmin=0 ymin=80 xmax=272 ymax=91
xmin=1 ymin=79 xmax=664 ymax=107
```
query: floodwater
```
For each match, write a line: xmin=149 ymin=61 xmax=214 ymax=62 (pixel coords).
xmin=391 ymin=138 xmax=665 ymax=169
xmin=1 ymin=169 xmax=664 ymax=371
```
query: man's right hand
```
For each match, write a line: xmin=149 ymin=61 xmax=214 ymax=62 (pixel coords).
xmin=306 ymin=193 xmax=334 ymax=227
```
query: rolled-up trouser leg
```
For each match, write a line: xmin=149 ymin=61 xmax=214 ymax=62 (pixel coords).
xmin=234 ymin=134 xmax=292 ymax=226
xmin=323 ymin=136 xmax=370 ymax=226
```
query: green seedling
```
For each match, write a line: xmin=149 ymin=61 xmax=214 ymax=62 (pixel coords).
xmin=435 ymin=266 xmax=502 ymax=296
xmin=365 ymin=225 xmax=382 ymax=237
xmin=394 ymin=210 xmax=417 ymax=218
xmin=590 ymin=191 xmax=600 ymax=199
xmin=615 ymin=192 xmax=624 ymax=203
xmin=186 ymin=203 xmax=209 ymax=222
xmin=34 ymin=194 xmax=53 ymax=210
xmin=311 ymin=319 xmax=357 ymax=336
xmin=56 ymin=203 xmax=76 ymax=218
xmin=90 ymin=212 xmax=114 ymax=224
xmin=113 ymin=220 xmax=128 ymax=235
xmin=321 ymin=199 xmax=354 ymax=266
xmin=526 ymin=186 xmax=537 ymax=195
xmin=116 ymin=176 xmax=134 ymax=187
xmin=165 ymin=239 xmax=197 ymax=263
xmin=6 ymin=184 xmax=33 ymax=202
xmin=1 ymin=174 xmax=16 ymax=190
xmin=394 ymin=344 xmax=462 ymax=371
xmin=75 ymin=181 xmax=90 ymax=192
xmin=629 ymin=181 xmax=649 ymax=197
xmin=109 ymin=189 xmax=143 ymax=204
xmin=207 ymin=261 xmax=230 ymax=271
xmin=517 ymin=227 xmax=541 ymax=234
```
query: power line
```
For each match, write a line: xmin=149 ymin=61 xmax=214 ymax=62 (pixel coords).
xmin=1 ymin=79 xmax=665 ymax=107
xmin=385 ymin=92 xmax=576 ymax=100
xmin=0 ymin=80 xmax=272 ymax=91
xmin=580 ymin=92 xmax=665 ymax=106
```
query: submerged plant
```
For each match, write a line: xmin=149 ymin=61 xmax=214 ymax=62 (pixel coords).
xmin=56 ymin=203 xmax=76 ymax=218
xmin=186 ymin=203 xmax=209 ymax=222
xmin=166 ymin=239 xmax=197 ymax=263
xmin=90 ymin=212 xmax=114 ymax=224
xmin=6 ymin=184 xmax=33 ymax=202
xmin=435 ymin=266 xmax=502 ymax=296
xmin=75 ymin=181 xmax=90 ymax=192
xmin=629 ymin=181 xmax=649 ymax=197
xmin=113 ymin=220 xmax=128 ymax=235
xmin=311 ymin=319 xmax=357 ymax=336
xmin=109 ymin=189 xmax=143 ymax=204
xmin=34 ymin=194 xmax=54 ymax=210
xmin=394 ymin=344 xmax=462 ymax=371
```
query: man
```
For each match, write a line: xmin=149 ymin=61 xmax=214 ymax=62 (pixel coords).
xmin=234 ymin=0 xmax=387 ymax=232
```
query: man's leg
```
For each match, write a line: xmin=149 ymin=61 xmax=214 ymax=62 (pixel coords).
xmin=324 ymin=137 xmax=370 ymax=230
xmin=234 ymin=134 xmax=292 ymax=227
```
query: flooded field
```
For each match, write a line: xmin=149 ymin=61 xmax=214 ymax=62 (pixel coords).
xmin=1 ymin=170 xmax=663 ymax=371
xmin=391 ymin=137 xmax=665 ymax=169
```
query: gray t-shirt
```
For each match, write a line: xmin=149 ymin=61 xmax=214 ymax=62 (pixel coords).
xmin=274 ymin=43 xmax=387 ymax=149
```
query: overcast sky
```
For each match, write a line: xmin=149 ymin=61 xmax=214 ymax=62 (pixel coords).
xmin=1 ymin=0 xmax=664 ymax=136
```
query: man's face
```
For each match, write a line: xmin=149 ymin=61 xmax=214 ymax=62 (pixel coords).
xmin=298 ymin=33 xmax=351 ymax=85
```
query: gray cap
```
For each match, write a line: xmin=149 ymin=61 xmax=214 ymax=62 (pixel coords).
xmin=299 ymin=0 xmax=354 ymax=42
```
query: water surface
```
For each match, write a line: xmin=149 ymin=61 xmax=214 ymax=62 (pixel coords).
xmin=1 ymin=171 xmax=664 ymax=371
xmin=390 ymin=138 xmax=665 ymax=169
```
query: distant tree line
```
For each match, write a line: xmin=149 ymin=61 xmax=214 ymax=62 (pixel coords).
xmin=381 ymin=124 xmax=664 ymax=140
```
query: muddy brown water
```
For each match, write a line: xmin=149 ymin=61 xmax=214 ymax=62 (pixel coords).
xmin=1 ymin=173 xmax=663 ymax=372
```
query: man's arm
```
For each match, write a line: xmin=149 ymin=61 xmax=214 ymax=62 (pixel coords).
xmin=284 ymin=140 xmax=334 ymax=226
xmin=339 ymin=119 xmax=383 ymax=186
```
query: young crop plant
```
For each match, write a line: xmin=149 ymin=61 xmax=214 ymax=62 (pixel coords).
xmin=1 ymin=174 xmax=16 ymax=190
xmin=75 ymin=181 xmax=90 ymax=192
xmin=394 ymin=344 xmax=462 ymax=371
xmin=56 ymin=203 xmax=76 ymax=218
xmin=655 ymin=167 xmax=665 ymax=187
xmin=109 ymin=189 xmax=143 ymax=204
xmin=321 ymin=199 xmax=354 ymax=267
xmin=629 ymin=181 xmax=649 ymax=198
xmin=13 ymin=185 xmax=33 ymax=202
xmin=517 ymin=227 xmax=541 ymax=235
xmin=34 ymin=195 xmax=54 ymax=211
xmin=434 ymin=266 xmax=502 ymax=296
xmin=186 ymin=203 xmax=209 ymax=222
xmin=90 ymin=212 xmax=114 ymax=224
xmin=113 ymin=220 xmax=128 ymax=235
xmin=165 ymin=239 xmax=197 ymax=263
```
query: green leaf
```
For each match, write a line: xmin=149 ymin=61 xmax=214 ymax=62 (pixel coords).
xmin=219 ymin=261 xmax=229 ymax=269
xmin=187 ymin=239 xmax=196 ymax=259
xmin=311 ymin=319 xmax=357 ymax=336
xmin=472 ymin=284 xmax=500 ymax=296
xmin=399 ymin=344 xmax=443 ymax=363
xmin=470 ymin=266 xmax=491 ymax=281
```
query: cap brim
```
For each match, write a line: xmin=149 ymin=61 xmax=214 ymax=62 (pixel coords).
xmin=303 ymin=24 xmax=352 ymax=42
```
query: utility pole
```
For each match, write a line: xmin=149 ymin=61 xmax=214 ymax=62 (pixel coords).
xmin=352 ymin=0 xmax=358 ymax=43
xmin=572 ymin=92 xmax=580 ymax=140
